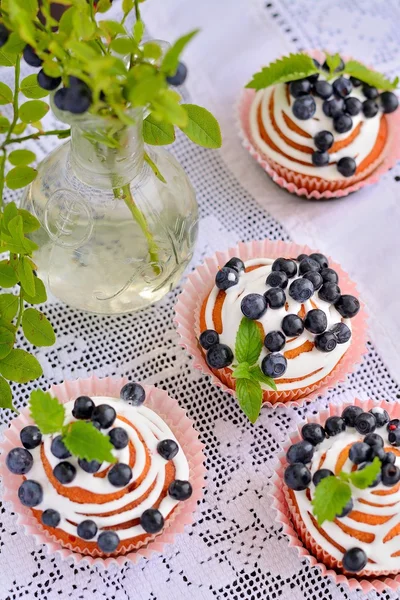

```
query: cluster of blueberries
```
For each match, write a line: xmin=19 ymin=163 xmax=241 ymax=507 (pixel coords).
xmin=288 ymin=58 xmax=399 ymax=177
xmin=201 ymin=253 xmax=359 ymax=380
xmin=284 ymin=405 xmax=399 ymax=573
xmin=6 ymin=383 xmax=192 ymax=553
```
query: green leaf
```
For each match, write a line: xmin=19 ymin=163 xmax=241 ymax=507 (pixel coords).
xmin=0 ymin=261 xmax=18 ymax=288
xmin=73 ymin=10 xmax=96 ymax=40
xmin=20 ymin=74 xmax=49 ymax=99
xmin=325 ymin=52 xmax=341 ymax=75
xmin=179 ymin=104 xmax=222 ymax=149
xmin=19 ymin=100 xmax=49 ymax=124
xmin=98 ymin=20 xmax=126 ymax=38
xmin=17 ymin=257 xmax=35 ymax=296
xmin=312 ymin=476 xmax=351 ymax=526
xmin=1 ymin=215 xmax=38 ymax=255
xmin=232 ymin=361 xmax=251 ymax=380
xmin=133 ymin=20 xmax=145 ymax=45
xmin=68 ymin=40 xmax=99 ymax=61
xmin=0 ymin=82 xmax=13 ymax=105
xmin=18 ymin=208 xmax=40 ymax=232
xmin=0 ymin=349 xmax=43 ymax=383
xmin=236 ymin=378 xmax=262 ymax=423
xmin=96 ymin=0 xmax=112 ymax=13
xmin=162 ymin=29 xmax=198 ymax=75
xmin=6 ymin=166 xmax=37 ymax=189
xmin=22 ymin=308 xmax=56 ymax=347
xmin=143 ymin=114 xmax=175 ymax=145
xmin=63 ymin=420 xmax=116 ymax=463
xmin=13 ymin=122 xmax=26 ymax=135
xmin=126 ymin=69 xmax=165 ymax=107
xmin=0 ymin=376 xmax=13 ymax=410
xmin=347 ymin=457 xmax=382 ymax=489
xmin=30 ymin=389 xmax=65 ymax=434
xmin=246 ymin=53 xmax=318 ymax=90
xmin=142 ymin=42 xmax=162 ymax=61
xmin=344 ymin=60 xmax=399 ymax=91
xmin=42 ymin=60 xmax=62 ymax=78
xmin=235 ymin=317 xmax=263 ymax=365
xmin=8 ymin=149 xmax=36 ymax=166
xmin=3 ymin=202 xmax=18 ymax=228
xmin=0 ymin=33 xmax=25 ymax=67
xmin=0 ymin=116 xmax=10 ymax=133
xmin=151 ymin=89 xmax=188 ymax=127
xmin=144 ymin=151 xmax=167 ymax=183
xmin=0 ymin=327 xmax=15 ymax=360
xmin=0 ymin=294 xmax=18 ymax=321
xmin=110 ymin=37 xmax=134 ymax=55
xmin=248 ymin=365 xmax=278 ymax=390
xmin=23 ymin=276 xmax=47 ymax=305
xmin=122 ymin=0 xmax=134 ymax=13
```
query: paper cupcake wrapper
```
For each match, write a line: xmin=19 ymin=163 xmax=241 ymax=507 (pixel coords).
xmin=270 ymin=393 xmax=400 ymax=592
xmin=174 ymin=239 xmax=368 ymax=409
xmin=236 ymin=50 xmax=400 ymax=200
xmin=0 ymin=376 xmax=206 ymax=568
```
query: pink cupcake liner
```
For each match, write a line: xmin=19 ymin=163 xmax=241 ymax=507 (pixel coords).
xmin=0 ymin=375 xmax=206 ymax=568
xmin=236 ymin=50 xmax=400 ymax=200
xmin=270 ymin=394 xmax=400 ymax=592
xmin=174 ymin=239 xmax=368 ymax=410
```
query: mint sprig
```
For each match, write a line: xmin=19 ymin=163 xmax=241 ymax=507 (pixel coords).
xmin=342 ymin=60 xmax=399 ymax=91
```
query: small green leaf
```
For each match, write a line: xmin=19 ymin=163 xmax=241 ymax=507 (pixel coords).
xmin=73 ymin=10 xmax=96 ymax=40
xmin=110 ymin=37 xmax=134 ymax=55
xmin=98 ymin=20 xmax=126 ymax=38
xmin=95 ymin=0 xmax=112 ymax=12
xmin=30 ymin=389 xmax=65 ymax=434
xmin=162 ymin=29 xmax=198 ymax=75
xmin=232 ymin=362 xmax=251 ymax=380
xmin=312 ymin=476 xmax=351 ymax=526
xmin=0 ymin=294 xmax=18 ymax=321
xmin=122 ymin=0 xmax=134 ymax=14
xmin=22 ymin=308 xmax=56 ymax=347
xmin=23 ymin=276 xmax=47 ymax=305
xmin=325 ymin=52 xmax=341 ymax=75
xmin=179 ymin=104 xmax=222 ymax=149
xmin=63 ymin=420 xmax=116 ymax=463
xmin=17 ymin=256 xmax=35 ymax=296
xmin=0 ymin=33 xmax=25 ymax=67
xmin=133 ymin=20 xmax=145 ymax=44
xmin=42 ymin=60 xmax=62 ymax=78
xmin=143 ymin=114 xmax=175 ymax=145
xmin=18 ymin=208 xmax=40 ymax=232
xmin=0 ymin=327 xmax=15 ymax=360
xmin=248 ymin=365 xmax=278 ymax=390
xmin=20 ymin=74 xmax=49 ymax=99
xmin=0 ymin=349 xmax=43 ymax=383
xmin=0 ymin=376 xmax=13 ymax=410
xmin=144 ymin=151 xmax=167 ymax=183
xmin=348 ymin=457 xmax=382 ymax=489
xmin=0 ymin=82 xmax=13 ymax=105
xmin=8 ymin=149 xmax=36 ymax=166
xmin=236 ymin=378 xmax=262 ymax=423
xmin=58 ymin=6 xmax=75 ymax=37
xmin=3 ymin=202 xmax=19 ymax=227
xmin=246 ymin=53 xmax=318 ymax=90
xmin=68 ymin=40 xmax=99 ymax=61
xmin=13 ymin=122 xmax=26 ymax=135
xmin=151 ymin=89 xmax=188 ymax=127
xmin=6 ymin=166 xmax=37 ymax=189
xmin=19 ymin=100 xmax=49 ymax=124
xmin=344 ymin=60 xmax=399 ymax=91
xmin=0 ymin=261 xmax=18 ymax=288
xmin=235 ymin=317 xmax=263 ymax=365
xmin=0 ymin=116 xmax=10 ymax=133
xmin=142 ymin=42 xmax=162 ymax=61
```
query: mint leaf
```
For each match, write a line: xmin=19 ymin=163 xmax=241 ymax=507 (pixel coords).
xmin=248 ymin=365 xmax=277 ymax=390
xmin=9 ymin=150 xmax=36 ymax=167
xmin=6 ymin=166 xmax=37 ymax=190
xmin=162 ymin=30 xmax=198 ymax=75
xmin=63 ymin=421 xmax=116 ymax=463
xmin=179 ymin=104 xmax=222 ymax=149
xmin=23 ymin=276 xmax=47 ymax=305
xmin=0 ymin=82 xmax=13 ymax=105
xmin=0 ymin=294 xmax=19 ymax=321
xmin=19 ymin=100 xmax=49 ymax=124
xmin=246 ymin=53 xmax=318 ymax=90
xmin=325 ymin=52 xmax=341 ymax=75
xmin=344 ymin=60 xmax=399 ymax=91
xmin=312 ymin=476 xmax=351 ymax=525
xmin=232 ymin=361 xmax=251 ymax=379
xmin=0 ymin=327 xmax=15 ymax=360
xmin=0 ymin=261 xmax=18 ymax=288
xmin=0 ymin=376 xmax=13 ymax=410
xmin=0 ymin=349 xmax=43 ymax=383
xmin=235 ymin=317 xmax=263 ymax=365
xmin=22 ymin=308 xmax=56 ymax=347
xmin=236 ymin=377 xmax=262 ymax=423
xmin=20 ymin=74 xmax=49 ymax=99
xmin=17 ymin=256 xmax=35 ymax=296
xmin=143 ymin=114 xmax=175 ymax=145
xmin=348 ymin=457 xmax=381 ymax=489
xmin=30 ymin=389 xmax=65 ymax=434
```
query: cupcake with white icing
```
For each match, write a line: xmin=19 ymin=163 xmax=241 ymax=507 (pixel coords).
xmin=239 ymin=51 xmax=400 ymax=198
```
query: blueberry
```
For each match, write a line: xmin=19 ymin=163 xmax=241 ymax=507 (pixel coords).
xmin=241 ymin=293 xmax=267 ymax=319
xmin=342 ymin=547 xmax=367 ymax=573
xmin=215 ymin=266 xmax=239 ymax=290
xmin=6 ymin=448 xmax=33 ymax=475
xmin=0 ymin=24 xmax=8 ymax=48
xmin=51 ymin=435 xmax=71 ymax=459
xmin=77 ymin=519 xmax=98 ymax=540
xmin=382 ymin=464 xmax=400 ymax=486
xmin=166 ymin=62 xmax=187 ymax=86
xmin=140 ymin=508 xmax=164 ymax=533
xmin=168 ymin=479 xmax=193 ymax=501
xmin=264 ymin=330 xmax=286 ymax=352
xmin=284 ymin=463 xmax=311 ymax=491
xmin=341 ymin=405 xmax=363 ymax=427
xmin=63 ymin=86 xmax=92 ymax=114
xmin=330 ymin=322 xmax=351 ymax=344
xmin=322 ymin=57 xmax=345 ymax=73
xmin=363 ymin=99 xmax=379 ymax=118
xmin=301 ymin=423 xmax=326 ymax=446
xmin=264 ymin=287 xmax=286 ymax=309
xmin=54 ymin=88 xmax=68 ymax=111
xmin=333 ymin=76 xmax=352 ymax=98
xmin=362 ymin=84 xmax=378 ymax=99
xmin=325 ymin=416 xmax=346 ymax=436
xmin=292 ymin=95 xmax=316 ymax=120
xmin=41 ymin=509 xmax=61 ymax=527
xmin=92 ymin=420 xmax=101 ymax=430
xmin=261 ymin=353 xmax=287 ymax=378
xmin=388 ymin=429 xmax=400 ymax=446
xmin=302 ymin=271 xmax=323 ymax=291
xmin=282 ymin=314 xmax=304 ymax=337
xmin=289 ymin=278 xmax=314 ymax=302
xmin=108 ymin=463 xmax=132 ymax=487
xmin=78 ymin=458 xmax=102 ymax=473
xmin=157 ymin=439 xmax=179 ymax=460
xmin=312 ymin=468 xmax=334 ymax=486
xmin=120 ymin=382 xmax=146 ymax=406
xmin=313 ymin=80 xmax=333 ymax=100
xmin=271 ymin=258 xmax=297 ymax=278
xmin=23 ymin=45 xmax=42 ymax=67
xmin=304 ymin=309 xmax=327 ymax=334
xmin=318 ymin=282 xmax=341 ymax=303
xmin=37 ymin=70 xmax=61 ymax=91
xmin=333 ymin=113 xmax=353 ymax=134
xmin=18 ymin=480 xmax=43 ymax=507
xmin=109 ymin=427 xmax=129 ymax=449
xmin=315 ymin=331 xmax=337 ymax=352
xmin=336 ymin=498 xmax=353 ymax=518
xmin=337 ymin=156 xmax=356 ymax=177
xmin=380 ymin=91 xmax=399 ymax=114
xmin=199 ymin=329 xmax=219 ymax=350
xmin=266 ymin=271 xmax=288 ymax=289
xmin=312 ymin=150 xmax=329 ymax=167
xmin=97 ymin=531 xmax=120 ymax=553
xmin=350 ymin=76 xmax=362 ymax=87
xmin=344 ymin=96 xmax=362 ymax=116
xmin=289 ymin=78 xmax=312 ymax=98
xmin=286 ymin=441 xmax=314 ymax=464
xmin=368 ymin=408 xmax=389 ymax=428
xmin=309 ymin=253 xmax=329 ymax=269
xmin=72 ymin=396 xmax=95 ymax=420
xmin=225 ymin=257 xmax=245 ymax=273
xmin=323 ymin=97 xmax=344 ymax=118
xmin=383 ymin=452 xmax=396 ymax=465
xmin=335 ymin=294 xmax=360 ymax=318
xmin=299 ymin=257 xmax=320 ymax=274
xmin=91 ymin=404 xmax=116 ymax=428
xmin=320 ymin=268 xmax=338 ymax=283
xmin=349 ymin=442 xmax=372 ymax=464
xmin=206 ymin=343 xmax=234 ymax=369
xmin=314 ymin=130 xmax=334 ymax=152
xmin=297 ymin=254 xmax=309 ymax=262
xmin=53 ymin=461 xmax=77 ymax=484
xmin=20 ymin=426 xmax=42 ymax=450
xmin=307 ymin=59 xmax=321 ymax=83
xmin=355 ymin=412 xmax=377 ymax=435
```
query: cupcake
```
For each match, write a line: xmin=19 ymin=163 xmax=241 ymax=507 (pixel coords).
xmin=239 ymin=51 xmax=400 ymax=198
xmin=1 ymin=378 xmax=204 ymax=563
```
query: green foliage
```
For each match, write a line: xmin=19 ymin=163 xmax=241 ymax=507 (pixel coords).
xmin=22 ymin=308 xmax=56 ymax=347
xmin=246 ymin=53 xmax=318 ymax=89
xmin=5 ymin=166 xmax=37 ymax=189
xmin=20 ymin=74 xmax=49 ymax=99
xmin=343 ymin=61 xmax=399 ymax=91
xmin=8 ymin=149 xmax=36 ymax=166
xmin=29 ymin=390 xmax=65 ymax=434
xmin=0 ymin=348 xmax=42 ymax=383
xmin=179 ymin=104 xmax=222 ymax=149
xmin=0 ymin=82 xmax=13 ymax=104
xmin=0 ymin=376 xmax=13 ymax=409
xmin=63 ymin=421 xmax=116 ymax=463
xmin=235 ymin=317 xmax=262 ymax=365
xmin=143 ymin=114 xmax=175 ymax=145
xmin=19 ymin=100 xmax=49 ymax=123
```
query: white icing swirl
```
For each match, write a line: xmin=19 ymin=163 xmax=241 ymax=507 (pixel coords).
xmin=28 ymin=396 xmax=189 ymax=542
xmin=203 ymin=258 xmax=351 ymax=391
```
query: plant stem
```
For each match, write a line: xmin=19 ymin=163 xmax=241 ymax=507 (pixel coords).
xmin=0 ymin=150 xmax=6 ymax=211
xmin=134 ymin=0 xmax=141 ymax=21
xmin=1 ymin=128 xmax=71 ymax=149
xmin=15 ymin=292 xmax=24 ymax=330
xmin=4 ymin=55 xmax=20 ymax=146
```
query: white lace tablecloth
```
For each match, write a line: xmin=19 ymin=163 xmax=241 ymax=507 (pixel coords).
xmin=1 ymin=1 xmax=400 ymax=599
